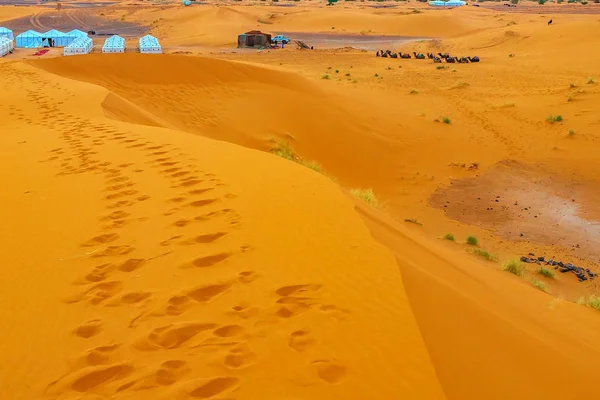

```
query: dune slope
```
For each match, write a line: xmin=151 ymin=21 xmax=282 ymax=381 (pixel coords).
xmin=358 ymin=202 xmax=600 ymax=400
xmin=0 ymin=60 xmax=444 ymax=399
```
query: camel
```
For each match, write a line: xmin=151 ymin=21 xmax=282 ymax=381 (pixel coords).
xmin=548 ymin=19 xmax=552 ymax=25
xmin=438 ymin=52 xmax=450 ymax=59
xmin=427 ymin=53 xmax=435 ymax=59
xmin=390 ymin=52 xmax=398 ymax=59
xmin=455 ymin=57 xmax=469 ymax=63
xmin=445 ymin=56 xmax=455 ymax=63
xmin=376 ymin=50 xmax=380 ymax=57
xmin=381 ymin=51 xmax=388 ymax=58
xmin=467 ymin=56 xmax=480 ymax=63
xmin=433 ymin=56 xmax=442 ymax=63
xmin=399 ymin=52 xmax=411 ymax=59
xmin=413 ymin=52 xmax=426 ymax=59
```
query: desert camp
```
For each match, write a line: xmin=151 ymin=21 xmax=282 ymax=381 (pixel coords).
xmin=1 ymin=1 xmax=600 ymax=400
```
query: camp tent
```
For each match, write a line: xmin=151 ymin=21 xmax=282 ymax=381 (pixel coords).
xmin=102 ymin=35 xmax=125 ymax=53
xmin=0 ymin=36 xmax=14 ymax=57
xmin=237 ymin=30 xmax=271 ymax=49
xmin=64 ymin=36 xmax=93 ymax=56
xmin=67 ymin=29 xmax=87 ymax=40
xmin=139 ymin=34 xmax=162 ymax=54
xmin=0 ymin=27 xmax=13 ymax=40
xmin=42 ymin=29 xmax=70 ymax=47
xmin=16 ymin=30 xmax=43 ymax=48
xmin=429 ymin=0 xmax=465 ymax=5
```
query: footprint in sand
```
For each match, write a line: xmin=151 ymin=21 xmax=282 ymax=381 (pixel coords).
xmin=312 ymin=360 xmax=348 ymax=384
xmin=135 ymin=322 xmax=217 ymax=351
xmin=91 ymin=245 xmax=135 ymax=258
xmin=117 ymin=258 xmax=146 ymax=272
xmin=289 ymin=329 xmax=315 ymax=352
xmin=276 ymin=284 xmax=322 ymax=297
xmin=81 ymin=233 xmax=120 ymax=247
xmin=188 ymin=377 xmax=240 ymax=398
xmin=65 ymin=281 xmax=123 ymax=305
xmin=73 ymin=319 xmax=103 ymax=339
xmin=178 ymin=232 xmax=227 ymax=245
xmin=71 ymin=363 xmax=134 ymax=392
xmin=238 ymin=271 xmax=257 ymax=283
xmin=83 ymin=263 xmax=116 ymax=283
xmin=213 ymin=324 xmax=245 ymax=338
xmin=83 ymin=344 xmax=121 ymax=366
xmin=223 ymin=343 xmax=257 ymax=369
xmin=187 ymin=283 xmax=231 ymax=302
xmin=189 ymin=199 xmax=218 ymax=208
xmin=182 ymin=253 xmax=232 ymax=268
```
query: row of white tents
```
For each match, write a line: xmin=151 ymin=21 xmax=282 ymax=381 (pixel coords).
xmin=0 ymin=26 xmax=162 ymax=56
xmin=15 ymin=29 xmax=89 ymax=48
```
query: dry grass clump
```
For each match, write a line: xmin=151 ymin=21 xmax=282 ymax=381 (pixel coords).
xmin=444 ymin=233 xmax=455 ymax=241
xmin=538 ymin=267 xmax=555 ymax=279
xmin=503 ymin=259 xmax=524 ymax=277
xmin=578 ymin=296 xmax=600 ymax=311
xmin=350 ymin=188 xmax=380 ymax=208
xmin=473 ymin=248 xmax=498 ymax=262
xmin=530 ymin=279 xmax=548 ymax=293
xmin=466 ymin=235 xmax=478 ymax=246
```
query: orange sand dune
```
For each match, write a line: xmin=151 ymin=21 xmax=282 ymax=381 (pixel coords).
xmin=0 ymin=60 xmax=444 ymax=399
xmin=2 ymin=3 xmax=600 ymax=400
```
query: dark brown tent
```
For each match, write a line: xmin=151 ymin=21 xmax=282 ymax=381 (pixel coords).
xmin=237 ymin=30 xmax=271 ymax=48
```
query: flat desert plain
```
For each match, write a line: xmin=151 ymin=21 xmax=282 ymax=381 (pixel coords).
xmin=1 ymin=1 xmax=600 ymax=399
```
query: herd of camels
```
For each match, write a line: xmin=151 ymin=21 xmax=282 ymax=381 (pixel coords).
xmin=376 ymin=50 xmax=480 ymax=63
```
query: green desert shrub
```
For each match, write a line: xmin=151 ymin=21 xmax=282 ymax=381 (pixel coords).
xmin=578 ymin=296 xmax=600 ymax=311
xmin=322 ymin=74 xmax=330 ymax=80
xmin=350 ymin=188 xmax=380 ymax=208
xmin=466 ymin=235 xmax=478 ymax=246
xmin=444 ymin=233 xmax=455 ymax=241
xmin=270 ymin=140 xmax=295 ymax=161
xmin=538 ymin=267 xmax=555 ymax=279
xmin=473 ymin=248 xmax=498 ymax=262
xmin=442 ymin=117 xmax=451 ymax=124
xmin=503 ymin=260 xmax=524 ymax=276
xmin=546 ymin=115 xmax=563 ymax=123
xmin=530 ymin=279 xmax=548 ymax=293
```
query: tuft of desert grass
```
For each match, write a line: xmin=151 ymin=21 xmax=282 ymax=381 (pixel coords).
xmin=410 ymin=89 xmax=419 ymax=94
xmin=473 ymin=248 xmax=498 ymax=262
xmin=538 ymin=267 xmax=555 ymax=279
xmin=322 ymin=74 xmax=330 ymax=80
xmin=350 ymin=188 xmax=380 ymax=208
xmin=587 ymin=77 xmax=595 ymax=84
xmin=568 ymin=129 xmax=575 ymax=136
xmin=442 ymin=117 xmax=451 ymax=125
xmin=270 ymin=139 xmax=295 ymax=161
xmin=404 ymin=218 xmax=423 ymax=226
xmin=300 ymin=160 xmax=323 ymax=173
xmin=444 ymin=233 xmax=455 ymax=241
xmin=546 ymin=115 xmax=563 ymax=123
xmin=503 ymin=259 xmax=524 ymax=276
xmin=436 ymin=65 xmax=446 ymax=70
xmin=578 ymin=296 xmax=600 ymax=311
xmin=530 ymin=279 xmax=548 ymax=293
xmin=466 ymin=235 xmax=478 ymax=246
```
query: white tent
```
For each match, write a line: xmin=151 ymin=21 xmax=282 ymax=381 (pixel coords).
xmin=16 ymin=30 xmax=42 ymax=48
xmin=0 ymin=27 xmax=13 ymax=40
xmin=0 ymin=36 xmax=14 ymax=57
xmin=102 ymin=35 xmax=125 ymax=53
xmin=139 ymin=34 xmax=162 ymax=54
xmin=64 ymin=36 xmax=93 ymax=56
xmin=42 ymin=29 xmax=71 ymax=47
